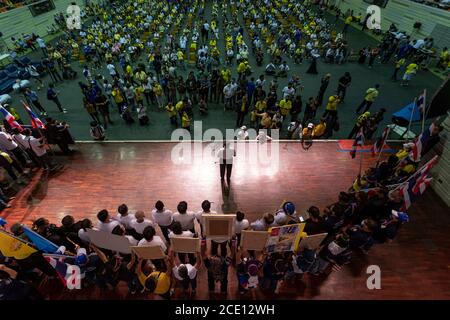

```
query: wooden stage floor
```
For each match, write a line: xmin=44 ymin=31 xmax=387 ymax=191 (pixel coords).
xmin=2 ymin=142 xmax=449 ymax=299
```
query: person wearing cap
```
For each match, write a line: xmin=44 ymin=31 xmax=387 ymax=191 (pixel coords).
xmin=237 ymin=126 xmax=249 ymax=140
xmin=274 ymin=201 xmax=298 ymax=226
xmin=302 ymin=122 xmax=315 ymax=139
xmin=356 ymin=84 xmax=380 ymax=114
xmin=152 ymin=200 xmax=173 ymax=244
xmin=171 ymin=250 xmax=202 ymax=295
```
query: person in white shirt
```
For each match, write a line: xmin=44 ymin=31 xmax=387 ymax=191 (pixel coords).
xmin=217 ymin=141 xmax=236 ymax=182
xmin=151 ymin=200 xmax=173 ymax=243
xmin=171 ymin=251 xmax=202 ymax=294
xmin=96 ymin=209 xmax=120 ymax=233
xmin=256 ymin=130 xmax=273 ymax=144
xmin=255 ymin=75 xmax=266 ymax=88
xmin=223 ymin=83 xmax=234 ymax=110
xmin=112 ymin=223 xmax=138 ymax=246
xmin=278 ymin=61 xmax=290 ymax=77
xmin=0 ymin=130 xmax=28 ymax=167
xmin=116 ymin=203 xmax=134 ymax=229
xmin=274 ymin=201 xmax=298 ymax=226
xmin=77 ymin=218 xmax=93 ymax=243
xmin=129 ymin=210 xmax=154 ymax=235
xmin=168 ymin=221 xmax=195 ymax=239
xmin=172 ymin=201 xmax=196 ymax=232
xmin=36 ymin=36 xmax=47 ymax=56
xmin=195 ymin=199 xmax=217 ymax=238
xmin=106 ymin=63 xmax=117 ymax=78
xmin=265 ymin=62 xmax=276 ymax=75
xmin=236 ymin=126 xmax=249 ymax=140
xmin=234 ymin=211 xmax=249 ymax=248
xmin=282 ymin=83 xmax=295 ymax=99
xmin=250 ymin=213 xmax=275 ymax=231
xmin=137 ymin=225 xmax=167 ymax=252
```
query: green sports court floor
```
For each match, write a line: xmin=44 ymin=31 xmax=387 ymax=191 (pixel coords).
xmin=6 ymin=5 xmax=444 ymax=141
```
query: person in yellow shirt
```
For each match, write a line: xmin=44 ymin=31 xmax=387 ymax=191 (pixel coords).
xmin=323 ymin=94 xmax=341 ymax=118
xmin=181 ymin=111 xmax=191 ymax=131
xmin=391 ymin=57 xmax=405 ymax=81
xmin=437 ymin=47 xmax=449 ymax=70
xmin=111 ymin=86 xmax=125 ymax=113
xmin=125 ymin=64 xmax=133 ymax=76
xmin=237 ymin=61 xmax=247 ymax=80
xmin=343 ymin=15 xmax=353 ymax=34
xmin=153 ymin=83 xmax=163 ymax=109
xmin=313 ymin=118 xmax=327 ymax=138
xmin=133 ymin=254 xmax=172 ymax=299
xmin=356 ymin=84 xmax=379 ymax=114
xmin=165 ymin=102 xmax=177 ymax=126
xmin=401 ymin=63 xmax=418 ymax=87
xmin=279 ymin=96 xmax=292 ymax=117
xmin=134 ymin=85 xmax=145 ymax=105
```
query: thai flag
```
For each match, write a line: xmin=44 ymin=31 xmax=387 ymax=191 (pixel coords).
xmin=21 ymin=101 xmax=46 ymax=129
xmin=371 ymin=127 xmax=390 ymax=156
xmin=0 ymin=104 xmax=23 ymax=132
xmin=416 ymin=90 xmax=426 ymax=115
xmin=350 ymin=128 xmax=365 ymax=159
xmin=409 ymin=122 xmax=436 ymax=162
xmin=398 ymin=155 xmax=438 ymax=211
xmin=45 ymin=255 xmax=69 ymax=286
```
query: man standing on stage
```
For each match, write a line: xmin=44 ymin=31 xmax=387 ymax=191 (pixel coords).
xmin=217 ymin=141 xmax=236 ymax=183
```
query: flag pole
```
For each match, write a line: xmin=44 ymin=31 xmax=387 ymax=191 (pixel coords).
xmin=406 ymin=98 xmax=416 ymax=142
xmin=359 ymin=148 xmax=364 ymax=176
xmin=375 ymin=127 xmax=391 ymax=168
xmin=420 ymin=89 xmax=427 ymax=134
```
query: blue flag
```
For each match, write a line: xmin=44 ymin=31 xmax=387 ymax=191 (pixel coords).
xmin=23 ymin=226 xmax=59 ymax=253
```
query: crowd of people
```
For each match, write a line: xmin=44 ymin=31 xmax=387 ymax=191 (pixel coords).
xmin=4 ymin=0 xmax=445 ymax=142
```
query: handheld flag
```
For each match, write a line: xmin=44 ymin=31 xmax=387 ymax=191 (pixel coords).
xmin=416 ymin=90 xmax=426 ymax=115
xmin=22 ymin=226 xmax=59 ymax=253
xmin=350 ymin=128 xmax=365 ymax=159
xmin=0 ymin=229 xmax=37 ymax=259
xmin=0 ymin=104 xmax=24 ymax=132
xmin=44 ymin=254 xmax=84 ymax=288
xmin=371 ymin=127 xmax=390 ymax=156
xmin=409 ymin=122 xmax=436 ymax=162
xmin=397 ymin=155 xmax=438 ymax=210
xmin=21 ymin=100 xmax=46 ymax=129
